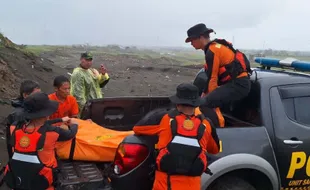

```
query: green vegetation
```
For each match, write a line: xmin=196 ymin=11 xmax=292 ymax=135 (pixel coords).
xmin=0 ymin=32 xmax=36 ymax=57
xmin=23 ymin=44 xmax=206 ymax=66
xmin=0 ymin=32 xmax=18 ymax=48
xmin=25 ymin=45 xmax=64 ymax=55
xmin=24 ymin=44 xmax=310 ymax=68
xmin=2 ymin=37 xmax=307 ymax=68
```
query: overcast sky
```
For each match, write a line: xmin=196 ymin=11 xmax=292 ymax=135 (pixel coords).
xmin=1 ymin=0 xmax=309 ymax=51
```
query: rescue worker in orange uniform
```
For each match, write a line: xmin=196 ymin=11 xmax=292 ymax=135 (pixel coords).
xmin=49 ymin=75 xmax=79 ymax=120
xmin=6 ymin=80 xmax=41 ymax=159
xmin=133 ymin=83 xmax=220 ymax=190
xmin=186 ymin=23 xmax=251 ymax=109
xmin=3 ymin=92 xmax=78 ymax=190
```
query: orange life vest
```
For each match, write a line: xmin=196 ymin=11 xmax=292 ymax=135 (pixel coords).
xmin=156 ymin=110 xmax=207 ymax=176
xmin=4 ymin=122 xmax=54 ymax=190
xmin=204 ymin=38 xmax=252 ymax=85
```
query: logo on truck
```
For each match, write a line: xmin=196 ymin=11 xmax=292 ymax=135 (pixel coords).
xmin=282 ymin=152 xmax=310 ymax=189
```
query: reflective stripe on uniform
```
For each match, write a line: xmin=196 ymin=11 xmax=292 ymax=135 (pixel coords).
xmin=171 ymin=136 xmax=200 ymax=147
xmin=12 ymin=152 xmax=40 ymax=164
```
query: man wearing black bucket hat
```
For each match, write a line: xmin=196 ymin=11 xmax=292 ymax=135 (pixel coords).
xmin=133 ymin=83 xmax=220 ymax=190
xmin=3 ymin=92 xmax=78 ymax=190
xmin=186 ymin=23 xmax=251 ymax=109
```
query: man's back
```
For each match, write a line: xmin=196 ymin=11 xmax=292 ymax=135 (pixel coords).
xmin=206 ymin=42 xmax=235 ymax=67
xmin=9 ymin=121 xmax=78 ymax=168
xmin=133 ymin=109 xmax=220 ymax=190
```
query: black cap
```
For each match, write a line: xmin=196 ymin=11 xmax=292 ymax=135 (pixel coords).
xmin=23 ymin=92 xmax=59 ymax=120
xmin=169 ymin=83 xmax=204 ymax=107
xmin=80 ymin=51 xmax=93 ymax=60
xmin=185 ymin=23 xmax=215 ymax=43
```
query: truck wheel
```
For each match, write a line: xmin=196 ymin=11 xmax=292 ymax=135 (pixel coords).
xmin=208 ymin=176 xmax=256 ymax=190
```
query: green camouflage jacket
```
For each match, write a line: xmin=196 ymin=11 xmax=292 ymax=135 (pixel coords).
xmin=70 ymin=66 xmax=110 ymax=111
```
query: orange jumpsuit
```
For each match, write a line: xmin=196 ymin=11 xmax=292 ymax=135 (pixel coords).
xmin=204 ymin=42 xmax=248 ymax=94
xmin=48 ymin=93 xmax=79 ymax=119
xmin=203 ymin=41 xmax=251 ymax=109
xmin=133 ymin=109 xmax=220 ymax=190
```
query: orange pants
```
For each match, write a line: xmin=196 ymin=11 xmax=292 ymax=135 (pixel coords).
xmin=152 ymin=171 xmax=201 ymax=190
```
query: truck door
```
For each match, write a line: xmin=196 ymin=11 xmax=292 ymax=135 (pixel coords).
xmin=270 ymin=84 xmax=310 ymax=190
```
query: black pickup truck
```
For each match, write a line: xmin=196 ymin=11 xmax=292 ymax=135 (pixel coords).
xmin=76 ymin=67 xmax=310 ymax=190
xmin=4 ymin=67 xmax=307 ymax=190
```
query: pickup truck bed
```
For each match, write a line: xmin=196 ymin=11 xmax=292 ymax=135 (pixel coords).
xmin=80 ymin=97 xmax=257 ymax=130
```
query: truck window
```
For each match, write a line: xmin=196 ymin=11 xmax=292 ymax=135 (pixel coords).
xmin=223 ymin=81 xmax=262 ymax=126
xmin=278 ymin=84 xmax=310 ymax=126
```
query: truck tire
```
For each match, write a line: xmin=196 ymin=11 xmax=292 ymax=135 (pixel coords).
xmin=208 ymin=176 xmax=256 ymax=190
